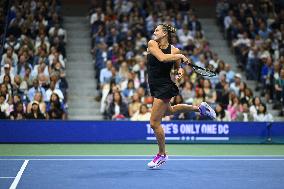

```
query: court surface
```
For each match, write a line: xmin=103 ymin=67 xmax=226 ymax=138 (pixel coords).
xmin=0 ymin=144 xmax=284 ymax=189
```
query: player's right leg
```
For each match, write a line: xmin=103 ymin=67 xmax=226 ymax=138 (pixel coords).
xmin=147 ymin=98 xmax=169 ymax=169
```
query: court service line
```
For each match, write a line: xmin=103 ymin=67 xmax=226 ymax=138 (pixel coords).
xmin=9 ymin=160 xmax=29 ymax=189
xmin=1 ymin=159 xmax=284 ymax=161
xmin=0 ymin=177 xmax=15 ymax=179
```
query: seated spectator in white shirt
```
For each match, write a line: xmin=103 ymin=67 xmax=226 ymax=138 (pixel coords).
xmin=1 ymin=46 xmax=18 ymax=67
xmin=45 ymin=81 xmax=64 ymax=103
xmin=230 ymin=73 xmax=241 ymax=95
xmin=253 ymin=103 xmax=273 ymax=122
xmin=0 ymin=64 xmax=15 ymax=84
xmin=131 ymin=104 xmax=151 ymax=121
xmin=0 ymin=94 xmax=9 ymax=118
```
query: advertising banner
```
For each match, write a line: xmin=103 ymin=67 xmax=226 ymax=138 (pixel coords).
xmin=0 ymin=121 xmax=281 ymax=143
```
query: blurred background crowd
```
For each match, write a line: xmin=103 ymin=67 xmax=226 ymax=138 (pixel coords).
xmin=90 ymin=0 xmax=283 ymax=121
xmin=0 ymin=0 xmax=68 ymax=119
xmin=0 ymin=0 xmax=283 ymax=122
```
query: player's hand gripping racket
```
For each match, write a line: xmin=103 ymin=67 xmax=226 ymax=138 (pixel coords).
xmin=182 ymin=62 xmax=217 ymax=77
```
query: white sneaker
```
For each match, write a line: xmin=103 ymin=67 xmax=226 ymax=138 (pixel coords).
xmin=147 ymin=154 xmax=168 ymax=169
xmin=199 ymin=102 xmax=216 ymax=120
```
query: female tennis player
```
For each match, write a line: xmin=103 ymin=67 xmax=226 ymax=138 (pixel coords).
xmin=147 ymin=24 xmax=216 ymax=169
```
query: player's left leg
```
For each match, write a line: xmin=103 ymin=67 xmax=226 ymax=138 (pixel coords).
xmin=165 ymin=102 xmax=216 ymax=120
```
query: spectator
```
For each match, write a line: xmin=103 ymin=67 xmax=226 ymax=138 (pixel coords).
xmin=27 ymin=92 xmax=46 ymax=115
xmin=122 ymin=79 xmax=135 ymax=100
xmin=188 ymin=14 xmax=202 ymax=33
xmin=225 ymin=64 xmax=235 ymax=83
xmin=0 ymin=63 xmax=15 ymax=84
xmin=230 ymin=73 xmax=242 ymax=95
xmin=4 ymin=34 xmax=20 ymax=51
xmin=181 ymin=81 xmax=195 ymax=104
xmin=1 ymin=46 xmax=18 ymax=67
xmin=0 ymin=94 xmax=9 ymax=118
xmin=241 ymin=87 xmax=254 ymax=104
xmin=12 ymin=75 xmax=28 ymax=97
xmin=250 ymin=96 xmax=262 ymax=116
xmin=27 ymin=79 xmax=46 ymax=102
xmin=128 ymin=93 xmax=142 ymax=117
xmin=238 ymin=81 xmax=247 ymax=99
xmin=275 ymin=68 xmax=284 ymax=115
xmin=227 ymin=95 xmax=241 ymax=121
xmin=106 ymin=91 xmax=129 ymax=120
xmin=118 ymin=61 xmax=130 ymax=81
xmin=177 ymin=24 xmax=193 ymax=47
xmin=47 ymin=102 xmax=64 ymax=119
xmin=0 ymin=83 xmax=10 ymax=102
xmin=10 ymin=102 xmax=25 ymax=120
xmin=134 ymin=59 xmax=148 ymax=89
xmin=192 ymin=88 xmax=205 ymax=106
xmin=99 ymin=60 xmax=113 ymax=88
xmin=46 ymin=93 xmax=66 ymax=119
xmin=236 ymin=102 xmax=254 ymax=121
xmin=215 ymin=103 xmax=231 ymax=121
xmin=131 ymin=104 xmax=151 ymax=121
xmin=2 ymin=75 xmax=13 ymax=95
xmin=261 ymin=56 xmax=274 ymax=101
xmin=26 ymin=102 xmax=45 ymax=119
xmin=253 ymin=103 xmax=273 ymax=122
xmin=45 ymin=81 xmax=64 ymax=103
xmin=16 ymin=54 xmax=32 ymax=79
xmin=203 ymin=79 xmax=217 ymax=105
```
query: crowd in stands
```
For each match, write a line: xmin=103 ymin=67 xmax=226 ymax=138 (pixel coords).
xmin=0 ymin=0 xmax=68 ymax=119
xmin=217 ymin=0 xmax=284 ymax=118
xmin=90 ymin=0 xmax=277 ymax=122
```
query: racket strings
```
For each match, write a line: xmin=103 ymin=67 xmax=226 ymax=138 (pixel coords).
xmin=193 ymin=67 xmax=216 ymax=77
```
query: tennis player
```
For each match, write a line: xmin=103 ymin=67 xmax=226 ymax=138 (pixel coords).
xmin=146 ymin=24 xmax=216 ymax=169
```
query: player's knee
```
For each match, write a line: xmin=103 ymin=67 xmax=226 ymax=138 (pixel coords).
xmin=150 ymin=119 xmax=160 ymax=130
xmin=165 ymin=106 xmax=175 ymax=116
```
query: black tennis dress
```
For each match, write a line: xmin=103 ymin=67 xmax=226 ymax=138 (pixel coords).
xmin=147 ymin=44 xmax=179 ymax=99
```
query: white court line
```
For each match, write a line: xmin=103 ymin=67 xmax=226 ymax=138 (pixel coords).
xmin=195 ymin=137 xmax=229 ymax=141
xmin=1 ymin=155 xmax=284 ymax=157
xmin=0 ymin=159 xmax=284 ymax=161
xmin=0 ymin=177 xmax=15 ymax=179
xmin=9 ymin=160 xmax=29 ymax=189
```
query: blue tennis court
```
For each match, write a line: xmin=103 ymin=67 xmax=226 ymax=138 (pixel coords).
xmin=1 ymin=155 xmax=284 ymax=189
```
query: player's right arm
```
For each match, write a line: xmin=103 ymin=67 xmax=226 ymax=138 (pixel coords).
xmin=147 ymin=40 xmax=189 ymax=63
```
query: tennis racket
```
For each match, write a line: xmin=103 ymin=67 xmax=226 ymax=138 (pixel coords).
xmin=183 ymin=62 xmax=217 ymax=77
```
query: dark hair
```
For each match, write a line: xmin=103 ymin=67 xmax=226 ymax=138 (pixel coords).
xmin=173 ymin=95 xmax=184 ymax=105
xmin=113 ymin=91 xmax=123 ymax=105
xmin=3 ymin=74 xmax=11 ymax=84
xmin=257 ymin=103 xmax=267 ymax=114
xmin=50 ymin=93 xmax=61 ymax=110
xmin=159 ymin=24 xmax=176 ymax=44
xmin=216 ymin=104 xmax=225 ymax=119
xmin=139 ymin=104 xmax=148 ymax=113
xmin=252 ymin=96 xmax=261 ymax=106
